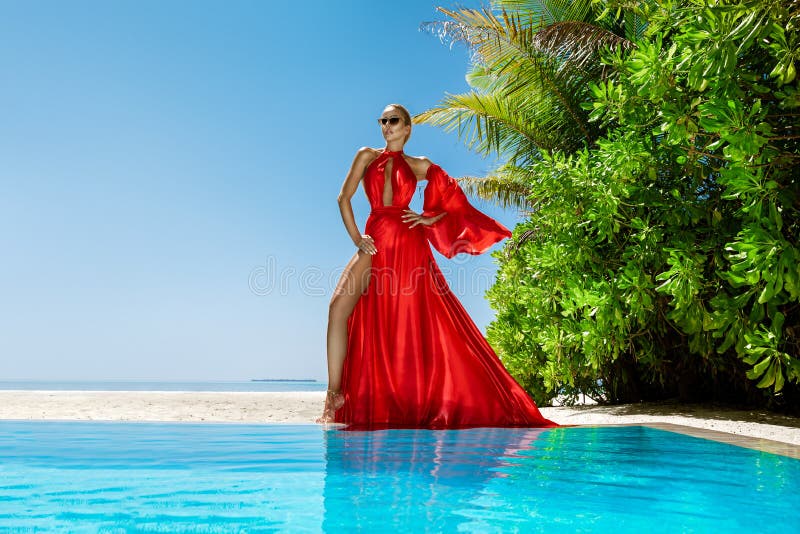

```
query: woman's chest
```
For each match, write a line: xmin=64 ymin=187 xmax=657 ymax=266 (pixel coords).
xmin=364 ymin=155 xmax=419 ymax=200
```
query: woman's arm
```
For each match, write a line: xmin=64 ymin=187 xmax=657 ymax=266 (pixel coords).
xmin=337 ymin=147 xmax=377 ymax=254
xmin=403 ymin=210 xmax=446 ymax=228
xmin=421 ymin=161 xmax=512 ymax=258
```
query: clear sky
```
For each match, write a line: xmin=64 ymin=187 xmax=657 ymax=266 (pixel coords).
xmin=0 ymin=0 xmax=519 ymax=382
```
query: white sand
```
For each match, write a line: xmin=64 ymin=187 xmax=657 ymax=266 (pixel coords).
xmin=0 ymin=391 xmax=324 ymax=424
xmin=1 ymin=391 xmax=798 ymax=446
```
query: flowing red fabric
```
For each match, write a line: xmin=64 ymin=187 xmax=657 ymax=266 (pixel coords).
xmin=335 ymin=149 xmax=557 ymax=430
xmin=422 ymin=163 xmax=515 ymax=258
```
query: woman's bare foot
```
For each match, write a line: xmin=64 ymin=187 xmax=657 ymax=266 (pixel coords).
xmin=316 ymin=390 xmax=345 ymax=424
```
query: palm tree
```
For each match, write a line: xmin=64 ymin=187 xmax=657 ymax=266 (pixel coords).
xmin=416 ymin=0 xmax=636 ymax=210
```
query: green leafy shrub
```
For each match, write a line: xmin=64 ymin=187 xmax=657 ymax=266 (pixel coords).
xmin=482 ymin=0 xmax=799 ymax=407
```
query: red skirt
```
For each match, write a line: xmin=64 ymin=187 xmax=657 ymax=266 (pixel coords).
xmin=335 ymin=206 xmax=557 ymax=430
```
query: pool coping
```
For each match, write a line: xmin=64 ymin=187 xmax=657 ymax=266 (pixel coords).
xmin=576 ymin=422 xmax=800 ymax=460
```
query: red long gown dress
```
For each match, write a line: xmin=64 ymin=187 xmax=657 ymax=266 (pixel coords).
xmin=335 ymin=148 xmax=557 ymax=430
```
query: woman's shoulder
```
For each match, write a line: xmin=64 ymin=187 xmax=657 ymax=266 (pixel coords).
xmin=404 ymin=154 xmax=435 ymax=179
xmin=354 ymin=146 xmax=382 ymax=162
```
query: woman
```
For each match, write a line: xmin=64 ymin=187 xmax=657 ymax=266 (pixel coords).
xmin=318 ymin=104 xmax=556 ymax=429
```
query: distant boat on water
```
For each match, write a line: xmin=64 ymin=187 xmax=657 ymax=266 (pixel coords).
xmin=250 ymin=379 xmax=318 ymax=382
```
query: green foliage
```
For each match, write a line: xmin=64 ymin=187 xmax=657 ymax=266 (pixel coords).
xmin=431 ymin=0 xmax=800 ymax=407
xmin=416 ymin=1 xmax=634 ymax=209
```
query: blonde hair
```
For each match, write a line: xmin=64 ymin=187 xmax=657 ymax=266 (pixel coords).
xmin=385 ymin=103 xmax=412 ymax=144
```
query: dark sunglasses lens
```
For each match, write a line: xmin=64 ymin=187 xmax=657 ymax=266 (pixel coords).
xmin=378 ymin=117 xmax=401 ymax=125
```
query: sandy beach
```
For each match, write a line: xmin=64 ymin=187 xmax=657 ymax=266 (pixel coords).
xmin=2 ymin=390 xmax=799 ymax=449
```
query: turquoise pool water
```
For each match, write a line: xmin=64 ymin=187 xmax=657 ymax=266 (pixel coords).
xmin=0 ymin=422 xmax=797 ymax=532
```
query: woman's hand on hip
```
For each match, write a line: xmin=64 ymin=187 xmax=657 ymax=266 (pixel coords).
xmin=402 ymin=210 xmax=436 ymax=228
xmin=356 ymin=234 xmax=377 ymax=255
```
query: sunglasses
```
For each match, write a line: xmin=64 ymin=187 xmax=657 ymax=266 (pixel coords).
xmin=377 ymin=116 xmax=402 ymax=126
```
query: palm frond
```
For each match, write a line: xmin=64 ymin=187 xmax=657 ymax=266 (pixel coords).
xmin=508 ymin=228 xmax=538 ymax=254
xmin=457 ymin=174 xmax=533 ymax=210
xmin=491 ymin=0 xmax=595 ymax=28
xmin=531 ymin=21 xmax=634 ymax=72
xmin=413 ymin=91 xmax=555 ymax=163
xmin=457 ymin=160 xmax=544 ymax=211
xmin=462 ymin=57 xmax=592 ymax=151
xmin=423 ymin=6 xmax=597 ymax=146
xmin=598 ymin=0 xmax=658 ymax=40
xmin=624 ymin=9 xmax=648 ymax=41
xmin=464 ymin=63 xmax=509 ymax=93
xmin=419 ymin=1 xmax=641 ymax=210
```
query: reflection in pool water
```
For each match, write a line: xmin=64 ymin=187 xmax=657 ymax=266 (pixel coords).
xmin=0 ymin=422 xmax=797 ymax=531
xmin=322 ymin=426 xmax=799 ymax=532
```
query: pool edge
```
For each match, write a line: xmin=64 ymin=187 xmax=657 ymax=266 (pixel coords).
xmin=573 ymin=422 xmax=800 ymax=459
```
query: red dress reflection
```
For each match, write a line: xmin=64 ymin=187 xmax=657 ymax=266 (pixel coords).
xmin=336 ymin=149 xmax=556 ymax=429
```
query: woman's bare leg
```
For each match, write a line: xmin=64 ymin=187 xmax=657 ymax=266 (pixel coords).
xmin=317 ymin=249 xmax=372 ymax=422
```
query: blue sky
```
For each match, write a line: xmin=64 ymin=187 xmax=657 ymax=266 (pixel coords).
xmin=0 ymin=0 xmax=520 ymax=381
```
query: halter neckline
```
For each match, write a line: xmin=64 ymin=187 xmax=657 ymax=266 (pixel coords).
xmin=382 ymin=148 xmax=403 ymax=155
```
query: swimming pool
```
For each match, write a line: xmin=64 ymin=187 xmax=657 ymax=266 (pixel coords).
xmin=0 ymin=422 xmax=797 ymax=532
